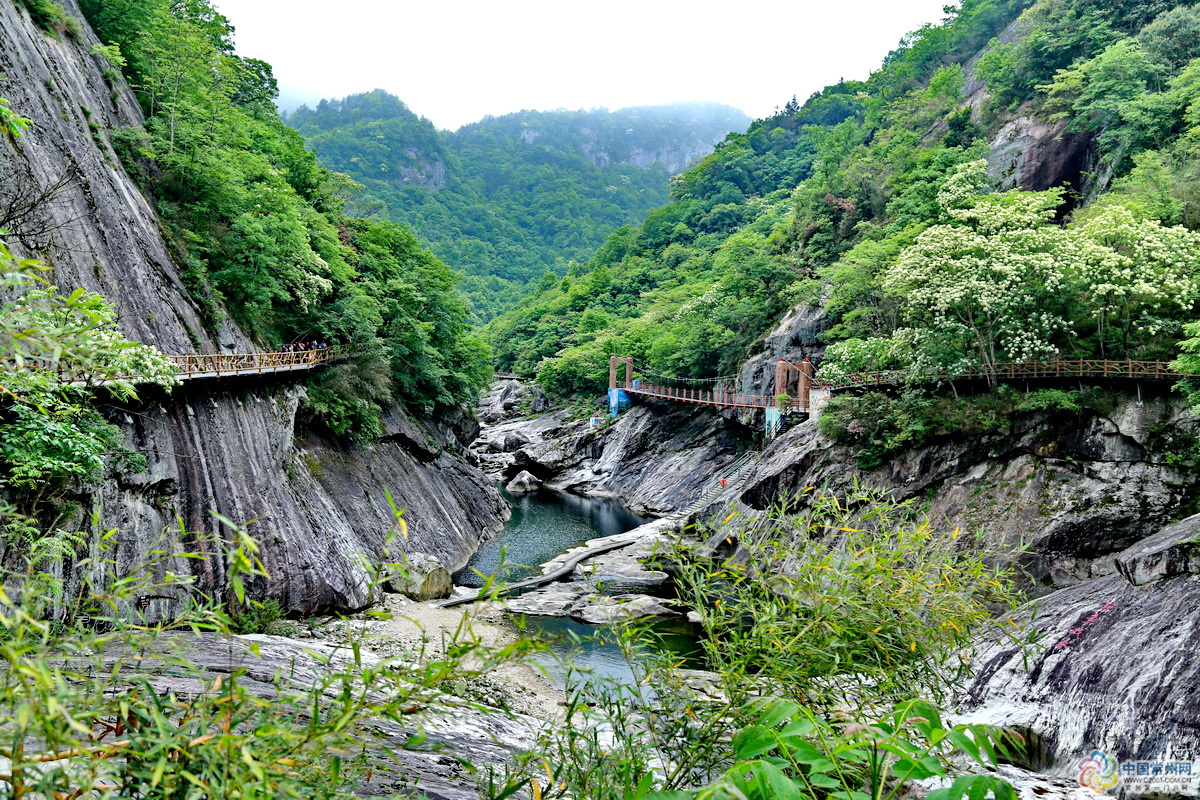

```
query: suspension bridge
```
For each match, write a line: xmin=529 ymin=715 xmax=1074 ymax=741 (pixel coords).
xmin=608 ymin=355 xmax=1184 ymax=434
xmin=9 ymin=345 xmax=354 ymax=386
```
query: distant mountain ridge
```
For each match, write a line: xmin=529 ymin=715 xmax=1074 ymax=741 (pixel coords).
xmin=285 ymin=92 xmax=749 ymax=320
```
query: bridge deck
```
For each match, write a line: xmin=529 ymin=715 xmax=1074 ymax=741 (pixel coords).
xmin=621 ymin=358 xmax=1182 ymax=413
xmin=7 ymin=345 xmax=353 ymax=386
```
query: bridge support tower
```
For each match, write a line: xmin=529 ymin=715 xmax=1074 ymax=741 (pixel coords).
xmin=608 ymin=355 xmax=633 ymax=417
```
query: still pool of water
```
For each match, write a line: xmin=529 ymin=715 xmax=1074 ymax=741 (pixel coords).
xmin=454 ymin=485 xmax=704 ymax=689
xmin=453 ymin=486 xmax=652 ymax=588
xmin=518 ymin=614 xmax=707 ymax=690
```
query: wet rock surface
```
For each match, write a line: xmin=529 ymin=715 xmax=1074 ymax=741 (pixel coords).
xmin=955 ymin=515 xmax=1200 ymax=796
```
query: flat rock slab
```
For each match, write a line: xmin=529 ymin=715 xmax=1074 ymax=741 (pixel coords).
xmin=70 ymin=631 xmax=541 ymax=800
xmin=505 ymin=584 xmax=680 ymax=623
xmin=504 ymin=583 xmax=589 ymax=616
xmin=569 ymin=594 xmax=680 ymax=625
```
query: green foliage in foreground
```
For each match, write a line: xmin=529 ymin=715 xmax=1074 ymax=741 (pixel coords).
xmin=491 ymin=488 xmax=1024 ymax=799
xmin=74 ymin=0 xmax=488 ymax=432
xmin=680 ymin=488 xmax=1021 ymax=708
xmin=0 ymin=519 xmax=534 ymax=799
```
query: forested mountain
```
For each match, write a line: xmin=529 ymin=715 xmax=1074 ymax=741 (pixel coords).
xmin=285 ymin=94 xmax=749 ymax=319
xmin=487 ymin=0 xmax=1200 ymax=431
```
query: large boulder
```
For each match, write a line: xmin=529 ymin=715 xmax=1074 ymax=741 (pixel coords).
xmin=505 ymin=470 xmax=543 ymax=494
xmin=388 ymin=552 xmax=452 ymax=601
xmin=1115 ymin=516 xmax=1200 ymax=585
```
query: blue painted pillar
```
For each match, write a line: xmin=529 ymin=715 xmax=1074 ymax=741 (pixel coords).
xmin=609 ymin=388 xmax=630 ymax=417
xmin=765 ymin=407 xmax=781 ymax=440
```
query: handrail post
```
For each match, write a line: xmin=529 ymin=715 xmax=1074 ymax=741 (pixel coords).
xmin=799 ymin=359 xmax=813 ymax=411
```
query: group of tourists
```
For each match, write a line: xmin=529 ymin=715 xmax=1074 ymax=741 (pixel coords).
xmin=282 ymin=341 xmax=331 ymax=354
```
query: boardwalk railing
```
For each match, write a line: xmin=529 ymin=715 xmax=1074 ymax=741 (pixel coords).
xmin=4 ymin=345 xmax=354 ymax=386
xmin=622 ymin=358 xmax=1182 ymax=413
xmin=169 ymin=345 xmax=351 ymax=380
xmin=827 ymin=358 xmax=1181 ymax=390
xmin=625 ymin=382 xmax=796 ymax=411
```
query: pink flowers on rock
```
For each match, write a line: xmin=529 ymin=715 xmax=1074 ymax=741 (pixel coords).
xmin=1053 ymin=600 xmax=1119 ymax=652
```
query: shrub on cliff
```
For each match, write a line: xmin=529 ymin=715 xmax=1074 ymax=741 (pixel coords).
xmin=0 ymin=239 xmax=177 ymax=545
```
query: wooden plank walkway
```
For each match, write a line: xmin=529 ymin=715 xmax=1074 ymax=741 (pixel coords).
xmin=6 ymin=345 xmax=353 ymax=385
xmin=624 ymin=358 xmax=1182 ymax=412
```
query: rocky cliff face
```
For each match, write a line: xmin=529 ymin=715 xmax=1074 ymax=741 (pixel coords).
xmin=99 ymin=382 xmax=506 ymax=614
xmin=475 ymin=382 xmax=753 ymax=516
xmin=0 ymin=0 xmax=244 ymax=354
xmin=736 ymin=303 xmax=827 ymax=397
xmin=744 ymin=390 xmax=1198 ymax=595
xmin=578 ymin=138 xmax=723 ymax=175
xmin=1 ymin=1 xmax=507 ymax=613
xmin=986 ymin=114 xmax=1093 ymax=199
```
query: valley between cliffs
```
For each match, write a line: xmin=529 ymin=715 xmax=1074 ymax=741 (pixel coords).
xmin=0 ymin=0 xmax=509 ymax=614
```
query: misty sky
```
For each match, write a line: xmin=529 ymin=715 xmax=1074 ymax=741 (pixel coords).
xmin=212 ymin=0 xmax=952 ymax=130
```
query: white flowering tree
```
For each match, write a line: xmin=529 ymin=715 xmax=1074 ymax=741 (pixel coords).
xmin=1069 ymin=201 xmax=1200 ymax=357
xmin=880 ymin=161 xmax=1069 ymax=381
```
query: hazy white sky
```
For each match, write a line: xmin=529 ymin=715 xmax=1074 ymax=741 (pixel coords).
xmin=212 ymin=0 xmax=952 ymax=130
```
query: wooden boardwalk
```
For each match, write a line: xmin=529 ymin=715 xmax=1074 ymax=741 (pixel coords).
xmin=8 ymin=345 xmax=353 ymax=385
xmin=620 ymin=358 xmax=1182 ymax=413
xmin=831 ymin=358 xmax=1181 ymax=390
xmin=168 ymin=346 xmax=350 ymax=381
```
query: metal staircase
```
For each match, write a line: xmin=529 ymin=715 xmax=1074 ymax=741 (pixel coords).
xmin=668 ymin=450 xmax=760 ymax=522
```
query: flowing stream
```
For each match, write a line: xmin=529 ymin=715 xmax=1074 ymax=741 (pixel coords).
xmin=454 ymin=486 xmax=705 ymax=687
